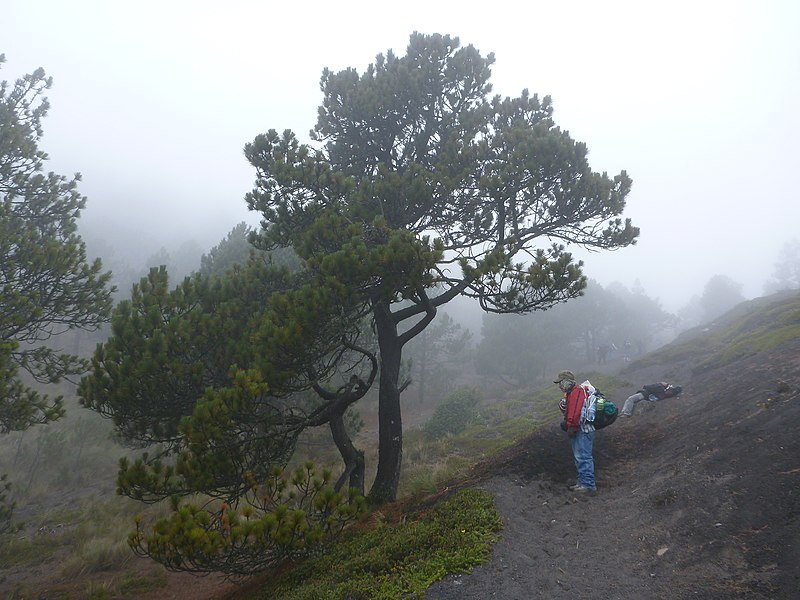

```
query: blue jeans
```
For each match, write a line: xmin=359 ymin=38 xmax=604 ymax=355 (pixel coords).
xmin=571 ymin=430 xmax=596 ymax=489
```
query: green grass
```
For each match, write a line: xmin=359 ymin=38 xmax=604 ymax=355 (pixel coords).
xmin=116 ymin=570 xmax=169 ymax=595
xmin=246 ymin=488 xmax=502 ymax=600
xmin=0 ymin=492 xmax=161 ymax=578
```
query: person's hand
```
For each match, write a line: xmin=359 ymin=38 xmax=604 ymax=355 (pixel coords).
xmin=567 ymin=426 xmax=579 ymax=437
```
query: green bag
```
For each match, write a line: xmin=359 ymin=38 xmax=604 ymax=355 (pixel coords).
xmin=592 ymin=393 xmax=618 ymax=429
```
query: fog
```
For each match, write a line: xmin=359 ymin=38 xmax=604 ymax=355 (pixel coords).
xmin=3 ymin=0 xmax=798 ymax=312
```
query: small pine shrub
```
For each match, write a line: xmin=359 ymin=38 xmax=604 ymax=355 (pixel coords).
xmin=128 ymin=462 xmax=368 ymax=576
xmin=423 ymin=387 xmax=481 ymax=440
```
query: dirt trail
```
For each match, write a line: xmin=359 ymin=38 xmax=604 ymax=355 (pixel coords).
xmin=425 ymin=338 xmax=800 ymax=599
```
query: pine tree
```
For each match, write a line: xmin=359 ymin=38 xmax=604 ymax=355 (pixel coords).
xmin=245 ymin=33 xmax=639 ymax=503
xmin=0 ymin=55 xmax=113 ymax=528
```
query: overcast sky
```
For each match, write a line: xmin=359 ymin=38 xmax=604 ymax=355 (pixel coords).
xmin=2 ymin=0 xmax=798 ymax=311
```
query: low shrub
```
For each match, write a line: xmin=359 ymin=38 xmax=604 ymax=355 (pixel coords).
xmin=423 ymin=387 xmax=481 ymax=440
xmin=253 ymin=487 xmax=502 ymax=599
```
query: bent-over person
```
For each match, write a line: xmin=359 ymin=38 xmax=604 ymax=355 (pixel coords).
xmin=556 ymin=370 xmax=596 ymax=493
xmin=620 ymin=382 xmax=683 ymax=417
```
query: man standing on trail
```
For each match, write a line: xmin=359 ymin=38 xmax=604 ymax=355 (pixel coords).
xmin=556 ymin=370 xmax=596 ymax=493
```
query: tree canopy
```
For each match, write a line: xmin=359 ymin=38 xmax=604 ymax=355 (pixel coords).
xmin=700 ymin=274 xmax=745 ymax=323
xmin=764 ymin=238 xmax=800 ymax=294
xmin=80 ymin=252 xmax=375 ymax=573
xmin=475 ymin=280 xmax=674 ymax=386
xmin=80 ymin=259 xmax=375 ymax=496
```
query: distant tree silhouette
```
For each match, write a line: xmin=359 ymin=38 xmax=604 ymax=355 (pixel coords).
xmin=405 ymin=311 xmax=473 ymax=404
xmin=764 ymin=238 xmax=800 ymax=294
xmin=475 ymin=280 xmax=672 ymax=385
xmin=199 ymin=221 xmax=301 ymax=278
xmin=700 ymin=274 xmax=745 ymax=322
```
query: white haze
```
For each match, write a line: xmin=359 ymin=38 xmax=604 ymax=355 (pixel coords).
xmin=2 ymin=0 xmax=798 ymax=312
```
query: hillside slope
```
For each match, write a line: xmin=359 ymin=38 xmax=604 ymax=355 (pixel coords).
xmin=426 ymin=291 xmax=800 ymax=600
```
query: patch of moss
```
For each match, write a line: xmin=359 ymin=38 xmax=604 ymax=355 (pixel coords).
xmin=248 ymin=488 xmax=502 ymax=600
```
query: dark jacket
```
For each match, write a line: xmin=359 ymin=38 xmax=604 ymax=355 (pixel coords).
xmin=639 ymin=382 xmax=681 ymax=400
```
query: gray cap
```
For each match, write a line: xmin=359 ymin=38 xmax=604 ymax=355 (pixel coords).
xmin=554 ymin=370 xmax=576 ymax=383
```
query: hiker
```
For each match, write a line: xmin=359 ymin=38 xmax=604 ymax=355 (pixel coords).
xmin=620 ymin=382 xmax=683 ymax=417
xmin=556 ymin=370 xmax=596 ymax=493
xmin=597 ymin=344 xmax=610 ymax=364
xmin=623 ymin=339 xmax=632 ymax=362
